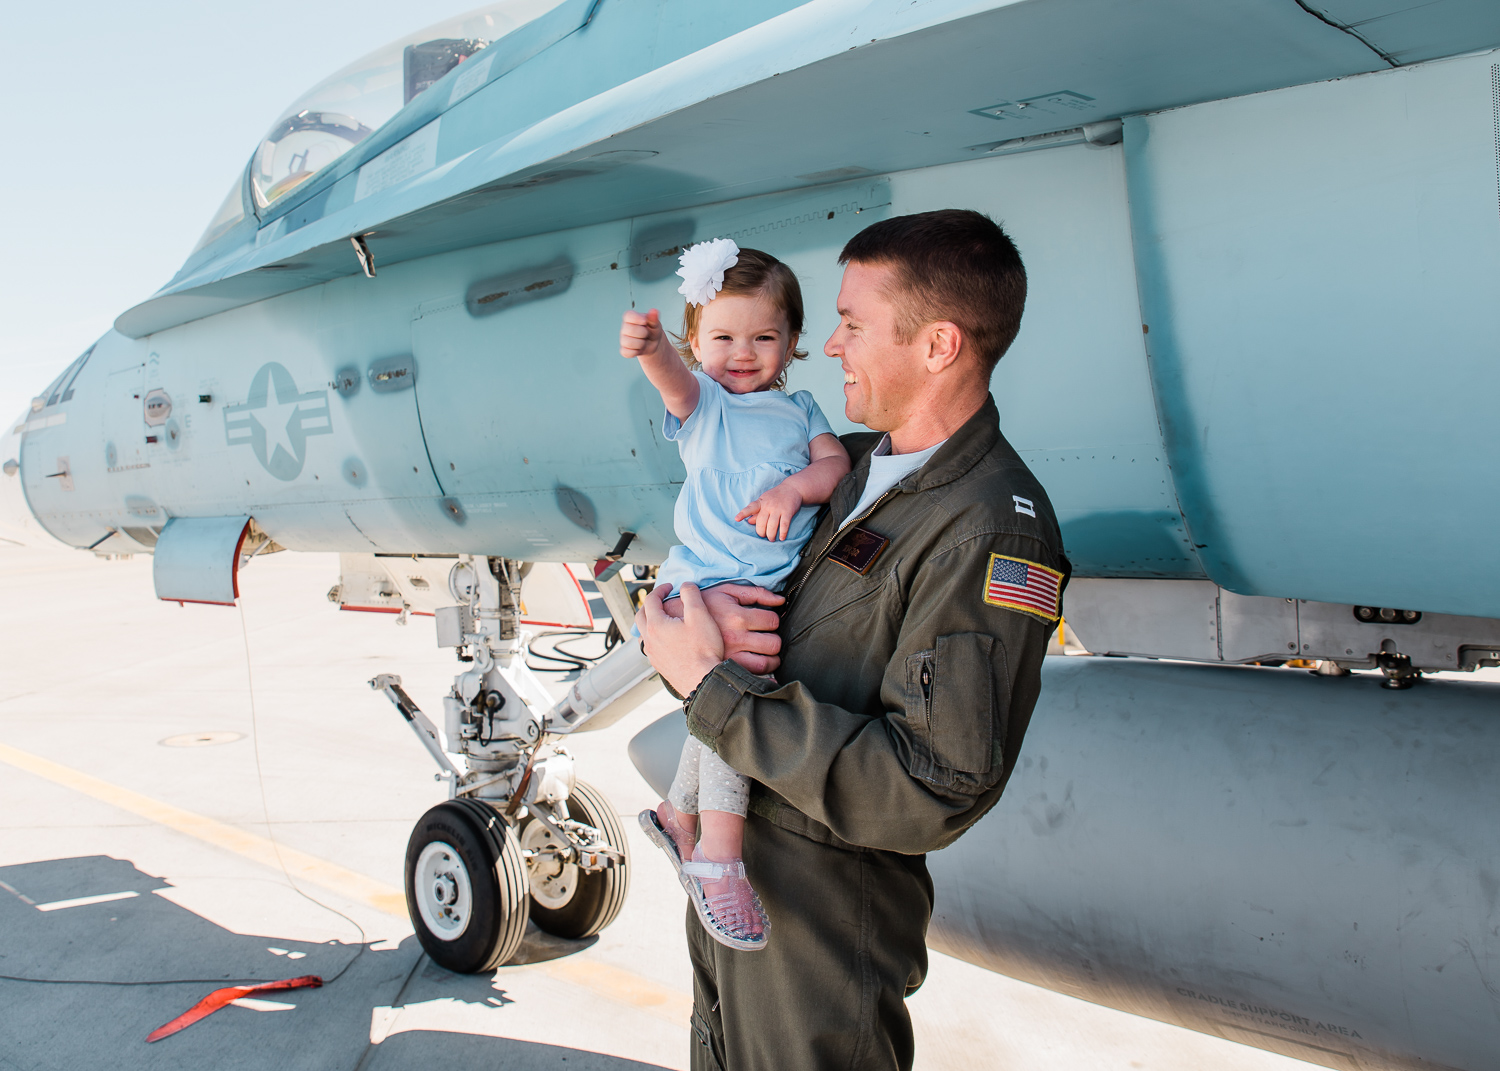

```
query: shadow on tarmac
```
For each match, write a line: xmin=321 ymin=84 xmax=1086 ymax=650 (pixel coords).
xmin=0 ymin=857 xmax=669 ymax=1071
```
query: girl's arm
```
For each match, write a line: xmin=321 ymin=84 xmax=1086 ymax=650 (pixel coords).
xmin=620 ymin=308 xmax=698 ymax=420
xmin=735 ymin=433 xmax=852 ymax=541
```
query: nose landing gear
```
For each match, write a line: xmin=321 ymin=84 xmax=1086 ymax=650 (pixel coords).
xmin=375 ymin=557 xmax=656 ymax=973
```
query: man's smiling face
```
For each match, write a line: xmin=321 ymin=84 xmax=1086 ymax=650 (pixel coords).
xmin=825 ymin=260 xmax=925 ymax=432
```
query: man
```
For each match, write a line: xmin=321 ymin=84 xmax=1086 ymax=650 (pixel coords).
xmin=637 ymin=209 xmax=1069 ymax=1070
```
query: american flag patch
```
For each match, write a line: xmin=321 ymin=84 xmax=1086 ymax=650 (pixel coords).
xmin=983 ymin=553 xmax=1062 ymax=621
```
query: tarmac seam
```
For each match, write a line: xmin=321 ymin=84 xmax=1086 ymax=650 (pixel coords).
xmin=351 ymin=953 xmax=427 ymax=1071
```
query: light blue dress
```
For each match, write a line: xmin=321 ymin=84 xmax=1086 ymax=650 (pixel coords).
xmin=656 ymin=371 xmax=834 ymax=596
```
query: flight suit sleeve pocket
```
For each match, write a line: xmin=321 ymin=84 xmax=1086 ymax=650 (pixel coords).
xmin=904 ymin=633 xmax=1007 ymax=790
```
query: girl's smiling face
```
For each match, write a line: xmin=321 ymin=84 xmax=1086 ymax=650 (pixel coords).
xmin=689 ymin=291 xmax=798 ymax=394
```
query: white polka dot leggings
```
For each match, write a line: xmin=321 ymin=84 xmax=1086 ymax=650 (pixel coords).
xmin=667 ymin=735 xmax=749 ymax=818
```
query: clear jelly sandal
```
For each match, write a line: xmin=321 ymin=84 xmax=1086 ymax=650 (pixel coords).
xmin=639 ymin=806 xmax=694 ymax=874
xmin=680 ymin=850 xmax=769 ymax=952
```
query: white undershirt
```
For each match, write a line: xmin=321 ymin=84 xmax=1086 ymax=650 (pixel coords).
xmin=837 ymin=434 xmax=946 ymax=530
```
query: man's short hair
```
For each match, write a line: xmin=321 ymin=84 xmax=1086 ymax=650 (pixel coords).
xmin=839 ymin=209 xmax=1026 ymax=376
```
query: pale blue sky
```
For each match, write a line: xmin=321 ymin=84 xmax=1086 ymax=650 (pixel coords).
xmin=0 ymin=0 xmax=463 ymax=423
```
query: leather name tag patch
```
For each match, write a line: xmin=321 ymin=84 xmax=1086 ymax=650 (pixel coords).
xmin=828 ymin=525 xmax=890 ymax=576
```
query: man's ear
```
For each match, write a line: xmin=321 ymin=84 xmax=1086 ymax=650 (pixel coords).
xmin=923 ymin=321 xmax=964 ymax=374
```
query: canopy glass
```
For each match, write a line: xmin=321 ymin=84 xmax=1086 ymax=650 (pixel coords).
xmin=240 ymin=1 xmax=567 ymax=219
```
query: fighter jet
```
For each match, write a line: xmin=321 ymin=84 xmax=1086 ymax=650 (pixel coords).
xmin=5 ymin=1 xmax=1500 ymax=1067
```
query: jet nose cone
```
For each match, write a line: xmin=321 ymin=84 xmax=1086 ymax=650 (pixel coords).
xmin=0 ymin=410 xmax=66 ymax=549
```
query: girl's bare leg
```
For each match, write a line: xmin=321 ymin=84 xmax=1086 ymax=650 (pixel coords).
xmin=656 ymin=798 xmax=697 ymax=861
xmin=698 ymin=809 xmax=745 ymax=863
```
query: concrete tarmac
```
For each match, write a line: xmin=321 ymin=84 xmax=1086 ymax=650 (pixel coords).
xmin=0 ymin=545 xmax=1322 ymax=1070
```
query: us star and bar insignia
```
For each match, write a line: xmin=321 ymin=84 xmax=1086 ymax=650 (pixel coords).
xmin=828 ymin=525 xmax=890 ymax=575
xmin=983 ymin=553 xmax=1063 ymax=621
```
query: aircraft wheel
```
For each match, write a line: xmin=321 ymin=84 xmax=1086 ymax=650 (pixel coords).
xmin=405 ymin=799 xmax=529 ymax=973
xmin=524 ymin=780 xmax=631 ymax=939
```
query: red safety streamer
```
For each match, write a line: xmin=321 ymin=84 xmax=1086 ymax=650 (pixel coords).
xmin=145 ymin=974 xmax=323 ymax=1042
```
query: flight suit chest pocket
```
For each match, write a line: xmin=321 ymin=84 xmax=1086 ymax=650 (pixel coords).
xmin=904 ymin=633 xmax=1008 ymax=789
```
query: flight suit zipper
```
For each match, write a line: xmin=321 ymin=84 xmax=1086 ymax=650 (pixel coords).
xmin=783 ymin=487 xmax=902 ymax=610
xmin=919 ymin=658 xmax=933 ymax=728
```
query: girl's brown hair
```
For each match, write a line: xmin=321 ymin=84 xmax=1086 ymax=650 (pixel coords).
xmin=674 ymin=246 xmax=809 ymax=391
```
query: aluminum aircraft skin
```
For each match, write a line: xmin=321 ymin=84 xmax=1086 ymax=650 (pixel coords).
xmin=5 ymin=1 xmax=1500 ymax=1067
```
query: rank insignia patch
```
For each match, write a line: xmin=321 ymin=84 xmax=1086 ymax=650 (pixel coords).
xmin=828 ymin=525 xmax=890 ymax=575
xmin=983 ymin=553 xmax=1062 ymax=620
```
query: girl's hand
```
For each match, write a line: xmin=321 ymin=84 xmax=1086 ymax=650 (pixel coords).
xmin=621 ymin=307 xmax=700 ymax=421
xmin=620 ymin=309 xmax=665 ymax=359
xmin=736 ymin=483 xmax=805 ymax=541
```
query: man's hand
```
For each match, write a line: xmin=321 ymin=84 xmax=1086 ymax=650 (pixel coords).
xmin=638 ymin=583 xmax=784 ymax=691
xmin=701 ymin=584 xmax=783 ymax=674
xmin=735 ymin=482 xmax=805 ymax=542
xmin=620 ymin=308 xmax=667 ymax=360
xmin=637 ymin=583 xmax=726 ymax=698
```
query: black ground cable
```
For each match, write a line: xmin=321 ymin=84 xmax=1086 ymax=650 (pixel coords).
xmin=525 ymin=628 xmax=613 ymax=672
xmin=236 ymin=598 xmax=369 ymax=986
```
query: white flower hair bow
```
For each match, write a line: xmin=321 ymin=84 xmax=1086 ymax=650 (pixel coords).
xmin=676 ymin=239 xmax=740 ymax=306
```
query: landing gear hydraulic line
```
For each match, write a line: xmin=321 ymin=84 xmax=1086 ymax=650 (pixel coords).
xmin=371 ymin=556 xmax=658 ymax=971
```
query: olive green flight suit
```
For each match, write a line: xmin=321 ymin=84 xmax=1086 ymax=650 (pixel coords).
xmin=682 ymin=395 xmax=1069 ymax=1071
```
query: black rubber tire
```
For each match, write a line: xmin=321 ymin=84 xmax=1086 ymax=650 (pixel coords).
xmin=526 ymin=779 xmax=631 ymax=939
xmin=404 ymin=799 xmax=529 ymax=973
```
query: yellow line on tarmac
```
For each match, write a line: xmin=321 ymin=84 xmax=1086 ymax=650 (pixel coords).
xmin=542 ymin=958 xmax=695 ymax=1026
xmin=0 ymin=740 xmax=408 ymax=917
xmin=0 ymin=741 xmax=691 ymax=1024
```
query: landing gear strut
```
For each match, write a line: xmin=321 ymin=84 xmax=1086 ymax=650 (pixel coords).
xmin=372 ymin=557 xmax=658 ymax=973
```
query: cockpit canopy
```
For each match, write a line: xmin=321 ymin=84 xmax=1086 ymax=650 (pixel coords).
xmin=193 ymin=0 xmax=567 ymax=252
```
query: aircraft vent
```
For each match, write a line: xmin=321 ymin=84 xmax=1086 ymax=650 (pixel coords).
xmin=121 ymin=526 xmax=159 ymax=548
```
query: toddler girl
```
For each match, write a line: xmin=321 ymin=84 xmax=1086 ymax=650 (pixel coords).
xmin=619 ymin=240 xmax=850 ymax=951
